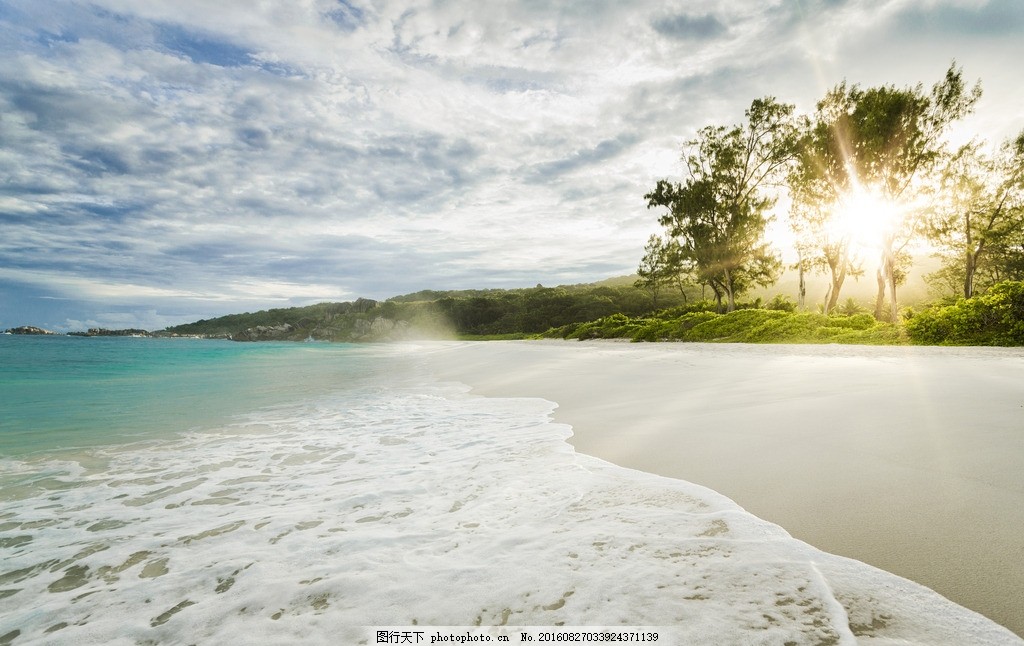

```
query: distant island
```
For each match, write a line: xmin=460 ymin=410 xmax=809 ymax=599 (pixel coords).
xmin=67 ymin=328 xmax=153 ymax=338
xmin=4 ymin=326 xmax=152 ymax=337
xmin=4 ymin=326 xmax=57 ymax=335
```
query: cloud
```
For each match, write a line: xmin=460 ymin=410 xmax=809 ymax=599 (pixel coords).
xmin=154 ymin=22 xmax=255 ymax=67
xmin=651 ymin=12 xmax=728 ymax=41
xmin=1 ymin=0 xmax=1022 ymax=330
xmin=889 ymin=0 xmax=1024 ymax=37
xmin=526 ymin=133 xmax=643 ymax=182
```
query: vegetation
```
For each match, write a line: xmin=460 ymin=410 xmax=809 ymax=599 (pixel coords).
xmin=927 ymin=131 xmax=1024 ymax=298
xmin=788 ymin=65 xmax=982 ymax=319
xmin=644 ymin=98 xmax=795 ymax=312
xmin=155 ymin=64 xmax=1024 ymax=347
xmin=156 ymin=278 xmax=1024 ymax=346
xmin=905 ymin=281 xmax=1024 ymax=345
xmin=160 ymin=282 xmax=690 ymax=341
xmin=540 ymin=304 xmax=905 ymax=345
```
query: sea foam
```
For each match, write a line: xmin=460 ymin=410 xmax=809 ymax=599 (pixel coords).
xmin=0 ymin=349 xmax=1018 ymax=645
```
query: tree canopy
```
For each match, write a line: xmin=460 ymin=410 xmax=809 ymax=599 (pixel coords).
xmin=786 ymin=63 xmax=982 ymax=319
xmin=928 ymin=131 xmax=1024 ymax=298
xmin=647 ymin=64 xmax=1002 ymax=322
xmin=645 ymin=97 xmax=797 ymax=312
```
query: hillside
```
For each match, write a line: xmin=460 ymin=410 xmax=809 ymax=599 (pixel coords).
xmin=159 ymin=280 xmax=683 ymax=342
xmin=157 ymin=258 xmax=946 ymax=343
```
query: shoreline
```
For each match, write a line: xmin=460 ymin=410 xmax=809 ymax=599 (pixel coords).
xmin=420 ymin=340 xmax=1024 ymax=638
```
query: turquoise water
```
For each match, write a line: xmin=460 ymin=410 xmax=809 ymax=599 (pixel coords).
xmin=0 ymin=335 xmax=385 ymax=456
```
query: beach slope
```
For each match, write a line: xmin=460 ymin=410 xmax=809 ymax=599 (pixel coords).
xmin=421 ymin=340 xmax=1024 ymax=640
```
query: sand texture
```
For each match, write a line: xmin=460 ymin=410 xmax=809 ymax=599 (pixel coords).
xmin=421 ymin=340 xmax=1024 ymax=640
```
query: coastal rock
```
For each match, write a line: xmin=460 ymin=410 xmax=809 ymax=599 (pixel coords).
xmin=5 ymin=326 xmax=56 ymax=335
xmin=351 ymin=297 xmax=378 ymax=313
xmin=232 ymin=323 xmax=295 ymax=342
xmin=346 ymin=317 xmax=411 ymax=341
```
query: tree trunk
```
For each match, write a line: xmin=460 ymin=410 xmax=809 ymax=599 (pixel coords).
xmin=723 ymin=268 xmax=736 ymax=312
xmin=874 ymin=263 xmax=886 ymax=320
xmin=964 ymin=212 xmax=975 ymax=299
xmin=964 ymin=252 xmax=976 ymax=299
xmin=797 ymin=262 xmax=806 ymax=311
xmin=674 ymin=275 xmax=688 ymax=302
xmin=825 ymin=267 xmax=847 ymax=315
xmin=887 ymin=257 xmax=899 ymax=322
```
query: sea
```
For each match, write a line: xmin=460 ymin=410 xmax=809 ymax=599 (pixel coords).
xmin=0 ymin=335 xmax=1016 ymax=645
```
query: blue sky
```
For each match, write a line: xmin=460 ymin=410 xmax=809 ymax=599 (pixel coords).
xmin=2 ymin=0 xmax=1023 ymax=331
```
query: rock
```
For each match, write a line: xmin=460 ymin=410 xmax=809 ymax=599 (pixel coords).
xmin=344 ymin=317 xmax=412 ymax=342
xmin=232 ymin=323 xmax=295 ymax=342
xmin=370 ymin=317 xmax=396 ymax=335
xmin=351 ymin=298 xmax=378 ymax=313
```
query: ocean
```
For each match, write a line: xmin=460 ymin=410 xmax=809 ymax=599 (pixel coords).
xmin=0 ymin=336 xmax=1016 ymax=645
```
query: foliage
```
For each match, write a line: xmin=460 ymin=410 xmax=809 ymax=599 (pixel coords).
xmin=927 ymin=130 xmax=1024 ymax=298
xmin=905 ymin=281 xmax=1024 ymax=345
xmin=163 ymin=281 xmax=694 ymax=340
xmin=645 ymin=97 xmax=795 ymax=312
xmin=764 ymin=294 xmax=797 ymax=312
xmin=635 ymin=234 xmax=695 ymax=306
xmin=835 ymin=297 xmax=868 ymax=316
xmin=541 ymin=304 xmax=902 ymax=345
xmin=786 ymin=63 xmax=982 ymax=319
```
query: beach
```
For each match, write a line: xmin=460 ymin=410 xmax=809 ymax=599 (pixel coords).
xmin=421 ymin=340 xmax=1024 ymax=638
xmin=2 ymin=337 xmax=1022 ymax=644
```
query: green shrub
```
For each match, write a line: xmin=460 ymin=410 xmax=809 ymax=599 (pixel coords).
xmin=906 ymin=281 xmax=1024 ymax=346
xmin=568 ymin=313 xmax=646 ymax=340
xmin=764 ymin=294 xmax=797 ymax=312
xmin=683 ymin=309 xmax=788 ymax=342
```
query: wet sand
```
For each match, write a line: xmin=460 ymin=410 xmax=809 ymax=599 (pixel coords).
xmin=421 ymin=340 xmax=1024 ymax=638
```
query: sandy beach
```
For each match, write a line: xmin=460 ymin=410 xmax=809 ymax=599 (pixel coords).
xmin=422 ymin=340 xmax=1024 ymax=638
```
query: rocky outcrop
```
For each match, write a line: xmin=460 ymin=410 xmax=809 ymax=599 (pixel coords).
xmin=232 ymin=323 xmax=296 ymax=342
xmin=5 ymin=326 xmax=56 ymax=335
xmin=350 ymin=298 xmax=378 ymax=313
xmin=348 ymin=317 xmax=412 ymax=341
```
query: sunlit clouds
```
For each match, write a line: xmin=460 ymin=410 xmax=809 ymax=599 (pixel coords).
xmin=1 ymin=0 xmax=1022 ymax=330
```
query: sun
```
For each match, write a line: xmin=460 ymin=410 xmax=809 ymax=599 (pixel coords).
xmin=830 ymin=184 xmax=902 ymax=255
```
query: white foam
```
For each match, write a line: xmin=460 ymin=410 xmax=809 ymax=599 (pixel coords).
xmin=0 ymin=370 xmax=1019 ymax=644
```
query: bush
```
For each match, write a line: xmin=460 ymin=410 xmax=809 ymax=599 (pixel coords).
xmin=764 ymin=294 xmax=797 ymax=312
xmin=567 ymin=313 xmax=646 ymax=340
xmin=905 ymin=281 xmax=1024 ymax=345
xmin=684 ymin=309 xmax=789 ymax=342
xmin=541 ymin=303 xmax=910 ymax=345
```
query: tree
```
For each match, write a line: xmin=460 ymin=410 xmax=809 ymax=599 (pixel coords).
xmin=928 ymin=131 xmax=1024 ymax=298
xmin=645 ymin=97 xmax=795 ymax=312
xmin=788 ymin=172 xmax=866 ymax=313
xmin=635 ymin=234 xmax=672 ymax=306
xmin=790 ymin=63 xmax=981 ymax=320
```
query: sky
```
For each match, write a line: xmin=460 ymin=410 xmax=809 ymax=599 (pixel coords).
xmin=1 ymin=0 xmax=1023 ymax=331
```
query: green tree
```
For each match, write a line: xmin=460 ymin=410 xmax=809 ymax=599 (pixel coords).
xmin=645 ymin=97 xmax=795 ymax=312
xmin=790 ymin=63 xmax=981 ymax=320
xmin=788 ymin=110 xmax=868 ymax=314
xmin=635 ymin=234 xmax=670 ymax=306
xmin=788 ymin=176 xmax=865 ymax=314
xmin=928 ymin=131 xmax=1024 ymax=298
xmin=635 ymin=234 xmax=693 ymax=306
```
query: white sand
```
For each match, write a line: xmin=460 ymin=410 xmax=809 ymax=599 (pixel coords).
xmin=421 ymin=340 xmax=1024 ymax=639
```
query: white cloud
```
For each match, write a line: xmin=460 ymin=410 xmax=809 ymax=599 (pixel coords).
xmin=1 ymin=0 xmax=1022 ymax=329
